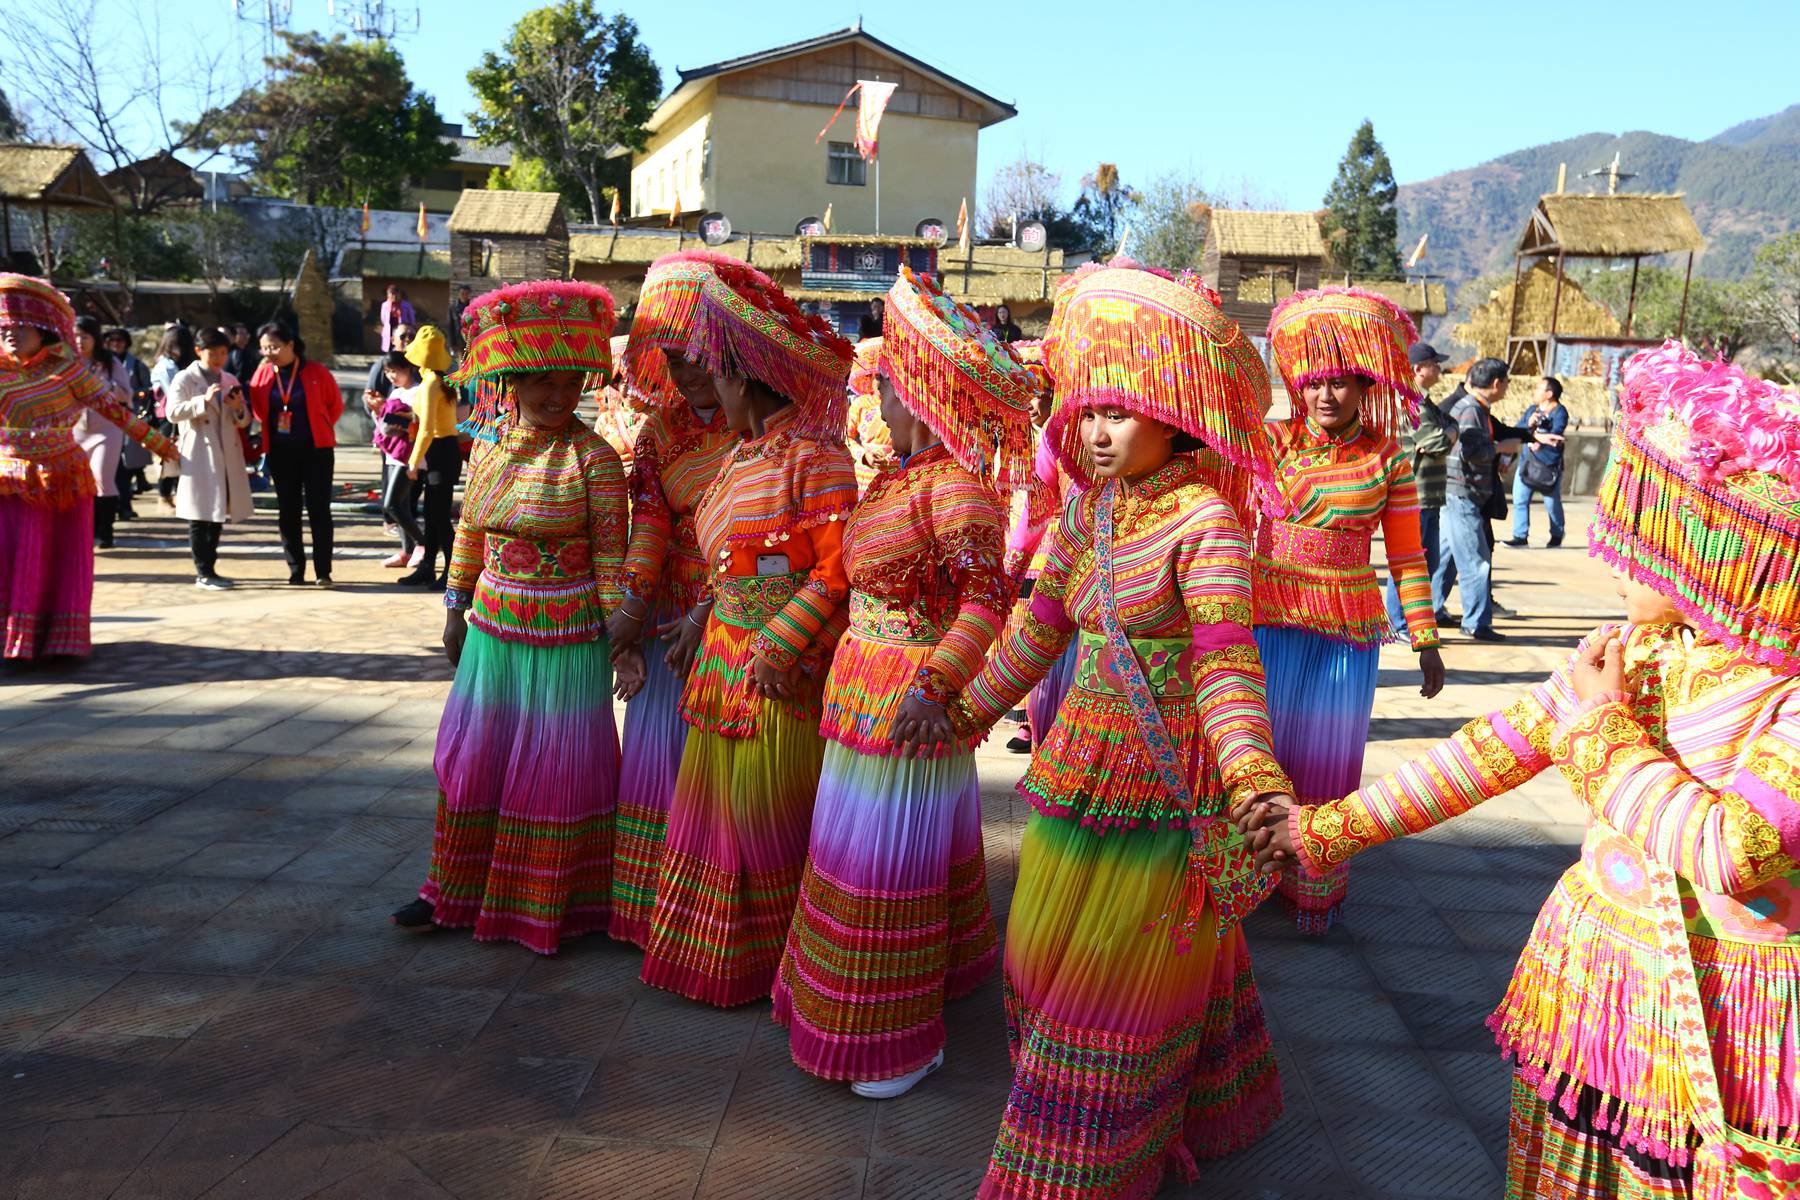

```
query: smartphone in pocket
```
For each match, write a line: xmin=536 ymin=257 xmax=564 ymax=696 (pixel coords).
xmin=755 ymin=553 xmax=790 ymax=577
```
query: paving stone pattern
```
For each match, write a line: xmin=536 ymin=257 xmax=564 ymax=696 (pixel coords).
xmin=0 ymin=492 xmax=1622 ymax=1198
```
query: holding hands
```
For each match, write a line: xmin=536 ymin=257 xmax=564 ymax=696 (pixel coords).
xmin=1231 ymin=790 xmax=1301 ymax=876
xmin=892 ymin=694 xmax=955 ymax=759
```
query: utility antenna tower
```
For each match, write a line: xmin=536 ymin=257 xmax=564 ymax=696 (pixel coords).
xmin=328 ymin=0 xmax=421 ymax=41
xmin=230 ymin=0 xmax=293 ymax=63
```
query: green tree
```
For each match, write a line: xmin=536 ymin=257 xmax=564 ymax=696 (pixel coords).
xmin=1322 ymin=120 xmax=1402 ymax=277
xmin=0 ymin=83 xmax=23 ymax=140
xmin=1582 ymin=263 xmax=1765 ymax=361
xmin=187 ymin=32 xmax=450 ymax=207
xmin=1747 ymin=231 xmax=1800 ymax=353
xmin=1125 ymin=172 xmax=1215 ymax=272
xmin=1069 ymin=163 xmax=1139 ymax=258
xmin=468 ymin=3 xmax=660 ymax=223
xmin=57 ymin=211 xmax=199 ymax=307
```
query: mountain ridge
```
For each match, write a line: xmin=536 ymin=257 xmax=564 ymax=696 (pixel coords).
xmin=1395 ymin=104 xmax=1800 ymax=286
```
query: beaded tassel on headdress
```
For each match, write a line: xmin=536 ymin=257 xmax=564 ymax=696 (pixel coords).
xmin=1042 ymin=258 xmax=1277 ymax=525
xmin=1592 ymin=340 xmax=1800 ymax=670
xmin=683 ymin=270 xmax=853 ymax=441
xmin=448 ymin=279 xmax=618 ymax=450
xmin=625 ymin=250 xmax=782 ymax=408
xmin=879 ymin=265 xmax=1036 ymax=489
xmin=1266 ymin=286 xmax=1421 ymax=442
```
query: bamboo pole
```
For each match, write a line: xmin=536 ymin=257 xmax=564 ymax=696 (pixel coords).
xmin=1505 ymin=252 xmax=1526 ymax=367
xmin=1678 ymin=251 xmax=1694 ymax=339
xmin=1624 ymin=256 xmax=1641 ymax=337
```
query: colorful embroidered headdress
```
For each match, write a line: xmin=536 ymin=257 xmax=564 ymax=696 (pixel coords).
xmin=848 ymin=336 xmax=882 ymax=398
xmin=449 ymin=280 xmax=617 ymax=451
xmin=878 ymin=266 xmax=1036 ymax=487
xmin=1042 ymin=259 xmax=1277 ymax=522
xmin=1266 ymin=286 xmax=1421 ymax=441
xmin=0 ymin=274 xmax=77 ymax=349
xmin=625 ymin=250 xmax=780 ymax=408
xmin=684 ymin=267 xmax=853 ymax=441
xmin=1010 ymin=338 xmax=1052 ymax=403
xmin=1592 ymin=340 xmax=1800 ymax=670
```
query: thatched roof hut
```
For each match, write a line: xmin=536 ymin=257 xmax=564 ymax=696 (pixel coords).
xmin=448 ymin=189 xmax=569 ymax=291
xmin=1522 ymin=193 xmax=1704 ymax=258
xmin=0 ymin=142 xmax=113 ymax=271
xmin=1350 ymin=278 xmax=1448 ymax=324
xmin=1457 ymin=260 xmax=1620 ymax=370
xmin=1201 ymin=210 xmax=1328 ymax=329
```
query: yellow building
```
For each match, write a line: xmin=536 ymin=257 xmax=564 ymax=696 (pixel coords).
xmin=621 ymin=25 xmax=1016 ymax=237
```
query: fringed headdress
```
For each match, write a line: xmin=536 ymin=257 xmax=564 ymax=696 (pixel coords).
xmin=879 ymin=266 xmax=1035 ymax=488
xmin=625 ymin=250 xmax=779 ymax=408
xmin=1043 ymin=259 xmax=1277 ymax=524
xmin=449 ymin=279 xmax=617 ymax=451
xmin=1593 ymin=340 xmax=1800 ymax=670
xmin=0 ymin=274 xmax=78 ymax=350
xmin=1010 ymin=338 xmax=1053 ymax=404
xmin=848 ymin=336 xmax=882 ymax=398
xmin=684 ymin=268 xmax=853 ymax=441
xmin=1266 ymin=286 xmax=1421 ymax=441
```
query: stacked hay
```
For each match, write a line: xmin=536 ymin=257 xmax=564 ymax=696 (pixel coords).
xmin=1451 ymin=261 xmax=1621 ymax=366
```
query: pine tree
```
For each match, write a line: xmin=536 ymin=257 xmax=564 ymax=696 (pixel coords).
xmin=1323 ymin=120 xmax=1402 ymax=277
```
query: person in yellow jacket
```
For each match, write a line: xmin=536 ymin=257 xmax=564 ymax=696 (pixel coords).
xmin=402 ymin=325 xmax=461 ymax=587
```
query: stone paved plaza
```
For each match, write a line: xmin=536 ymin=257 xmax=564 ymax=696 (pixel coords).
xmin=0 ymin=492 xmax=1616 ymax=1199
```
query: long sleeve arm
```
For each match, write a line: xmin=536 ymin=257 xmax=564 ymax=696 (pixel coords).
xmin=750 ymin=518 xmax=848 ymax=671
xmin=1378 ymin=451 xmax=1440 ymax=650
xmin=1412 ymin=400 xmax=1458 ymax=457
xmin=585 ymin=441 xmax=629 ymax=617
xmin=915 ymin=490 xmax=1010 ymax=704
xmin=1176 ymin=501 xmax=1293 ymax=804
xmin=620 ymin=423 xmax=672 ymax=605
xmin=1550 ymin=693 xmax=1800 ymax=894
xmin=407 ymin=376 xmax=452 ymax=469
xmin=1288 ymin=627 xmax=1625 ymax=873
xmin=443 ymin=462 xmax=489 ymax=608
xmin=164 ymin=370 xmax=214 ymax=424
xmin=70 ymin=362 xmax=172 ymax=458
xmin=951 ymin=514 xmax=1079 ymax=731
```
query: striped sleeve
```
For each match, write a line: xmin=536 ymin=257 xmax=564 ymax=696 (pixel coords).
xmin=952 ymin=505 xmax=1079 ymax=733
xmin=1379 ymin=446 xmax=1439 ymax=650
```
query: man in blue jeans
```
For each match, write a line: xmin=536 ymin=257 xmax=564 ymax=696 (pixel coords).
xmin=1384 ymin=342 xmax=1458 ymax=636
xmin=1504 ymin=376 xmax=1569 ymax=547
xmin=1436 ymin=357 xmax=1512 ymax=641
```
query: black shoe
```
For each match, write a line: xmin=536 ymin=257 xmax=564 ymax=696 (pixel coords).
xmin=398 ymin=566 xmax=436 ymax=587
xmin=1546 ymin=536 xmax=1563 ymax=548
xmin=289 ymin=571 xmax=306 ymax=585
xmin=1503 ymin=537 xmax=1529 ymax=547
xmin=1491 ymin=601 xmax=1518 ymax=619
xmin=1005 ymin=729 xmax=1032 ymax=754
xmin=391 ymin=898 xmax=436 ymax=931
xmin=1434 ymin=609 xmax=1458 ymax=626
xmin=96 ymin=538 xmax=114 ymax=549
xmin=117 ymin=508 xmax=136 ymax=521
xmin=315 ymin=575 xmax=334 ymax=589
xmin=1466 ymin=627 xmax=1508 ymax=642
xmin=195 ymin=574 xmax=234 ymax=591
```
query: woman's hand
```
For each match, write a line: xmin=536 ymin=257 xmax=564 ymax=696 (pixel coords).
xmin=606 ymin=602 xmax=648 ymax=650
xmin=1253 ymin=817 xmax=1297 ymax=875
xmin=663 ymin=604 xmax=708 ymax=679
xmin=892 ymin=695 xmax=955 ymax=759
xmin=407 ymin=466 xmax=420 ymax=480
xmin=1418 ymin=647 xmax=1446 ymax=699
xmin=443 ymin=609 xmax=468 ymax=668
xmin=1571 ymin=633 xmax=1627 ymax=704
xmin=612 ymin=644 xmax=647 ymax=702
xmin=1232 ymin=790 xmax=1296 ymax=834
xmin=751 ymin=655 xmax=795 ymax=701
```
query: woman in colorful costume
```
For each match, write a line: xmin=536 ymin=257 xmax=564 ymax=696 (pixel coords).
xmin=0 ymin=275 xmax=174 ymax=661
xmin=634 ymin=264 xmax=858 ymax=1006
xmin=604 ymin=251 xmax=743 ymax=946
xmin=1245 ymin=341 xmax=1800 ymax=1200
xmin=390 ymin=281 xmax=630 ymax=953
xmin=844 ymin=335 xmax=896 ymax=493
xmin=947 ymin=262 xmax=1296 ymax=1200
xmin=1256 ymin=287 xmax=1445 ymax=933
xmin=772 ymin=266 xmax=1033 ymax=1097
xmin=1000 ymin=339 xmax=1078 ymax=752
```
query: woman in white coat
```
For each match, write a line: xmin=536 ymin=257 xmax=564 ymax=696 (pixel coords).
xmin=168 ymin=327 xmax=251 ymax=590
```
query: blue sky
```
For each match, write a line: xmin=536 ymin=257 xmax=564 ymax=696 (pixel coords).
xmin=40 ymin=0 xmax=1800 ymax=208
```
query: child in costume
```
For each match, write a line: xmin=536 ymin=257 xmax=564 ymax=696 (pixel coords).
xmin=1255 ymin=287 xmax=1445 ymax=932
xmin=1244 ymin=342 xmax=1800 ymax=1199
xmin=773 ymin=266 xmax=1033 ymax=1097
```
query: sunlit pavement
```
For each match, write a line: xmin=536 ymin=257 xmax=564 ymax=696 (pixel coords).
xmin=0 ymin=487 xmax=1610 ymax=1198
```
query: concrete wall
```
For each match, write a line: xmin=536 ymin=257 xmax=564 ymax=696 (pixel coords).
xmin=632 ymin=88 xmax=714 ymax=218
xmin=702 ymin=95 xmax=978 ymax=237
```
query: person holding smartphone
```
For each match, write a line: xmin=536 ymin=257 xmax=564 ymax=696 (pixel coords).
xmin=167 ymin=327 xmax=252 ymax=588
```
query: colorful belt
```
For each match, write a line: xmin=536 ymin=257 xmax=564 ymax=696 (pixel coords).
xmin=848 ymin=591 xmax=947 ymax=645
xmin=484 ymin=534 xmax=593 ymax=581
xmin=713 ymin=571 xmax=805 ymax=628
xmin=1073 ymin=631 xmax=1193 ymax=697
xmin=1256 ymin=519 xmax=1371 ymax=569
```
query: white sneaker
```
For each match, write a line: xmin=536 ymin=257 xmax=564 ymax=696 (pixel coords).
xmin=407 ymin=546 xmax=425 ymax=568
xmin=850 ymin=1050 xmax=943 ymax=1099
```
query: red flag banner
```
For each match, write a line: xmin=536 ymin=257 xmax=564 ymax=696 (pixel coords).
xmin=817 ymin=79 xmax=900 ymax=161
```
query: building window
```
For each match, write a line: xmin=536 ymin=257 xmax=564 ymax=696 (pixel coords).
xmin=826 ymin=142 xmax=866 ymax=187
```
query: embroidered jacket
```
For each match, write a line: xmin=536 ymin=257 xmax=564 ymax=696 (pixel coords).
xmin=443 ymin=421 xmax=627 ymax=645
xmin=1291 ymin=623 xmax=1800 ymax=1154
xmin=822 ymin=445 xmax=1009 ymax=756
xmin=1255 ymin=416 xmax=1438 ymax=649
xmin=1 ymin=345 xmax=172 ymax=505
xmin=681 ymin=406 xmax=857 ymax=737
xmin=620 ymin=403 xmax=736 ymax=627
xmin=845 ymin=388 xmax=895 ymax=494
xmin=954 ymin=452 xmax=1291 ymax=829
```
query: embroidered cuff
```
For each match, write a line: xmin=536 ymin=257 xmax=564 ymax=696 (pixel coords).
xmin=444 ymin=588 xmax=474 ymax=612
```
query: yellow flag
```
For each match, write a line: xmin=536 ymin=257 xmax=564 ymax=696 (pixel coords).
xmin=669 ymin=192 xmax=681 ymax=228
xmin=822 ymin=203 xmax=833 ymax=233
xmin=609 ymin=190 xmax=620 ymax=225
xmin=956 ymin=198 xmax=970 ymax=254
xmin=417 ymin=203 xmax=428 ymax=242
xmin=360 ymin=201 xmax=370 ymax=235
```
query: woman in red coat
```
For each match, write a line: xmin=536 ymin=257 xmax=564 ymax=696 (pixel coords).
xmin=249 ymin=321 xmax=345 ymax=586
